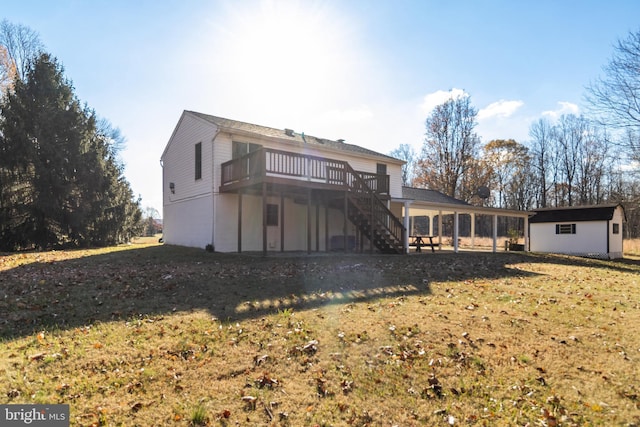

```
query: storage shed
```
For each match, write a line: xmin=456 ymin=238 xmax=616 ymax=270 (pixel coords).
xmin=529 ymin=204 xmax=626 ymax=259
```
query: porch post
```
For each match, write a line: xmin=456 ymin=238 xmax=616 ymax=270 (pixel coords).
xmin=325 ymin=204 xmax=329 ymax=252
xmin=438 ymin=210 xmax=443 ymax=249
xmin=454 ymin=211 xmax=459 ymax=253
xmin=280 ymin=193 xmax=285 ymax=252
xmin=403 ymin=201 xmax=410 ymax=254
xmin=471 ymin=213 xmax=476 ymax=249
xmin=262 ymin=182 xmax=267 ymax=256
xmin=307 ymin=189 xmax=312 ymax=254
xmin=343 ymin=191 xmax=348 ymax=253
xmin=316 ymin=203 xmax=320 ymax=252
xmin=237 ymin=190 xmax=242 ymax=253
xmin=492 ymin=214 xmax=498 ymax=253
xmin=369 ymin=194 xmax=374 ymax=253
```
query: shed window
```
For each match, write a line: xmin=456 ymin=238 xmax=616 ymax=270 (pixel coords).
xmin=266 ymin=204 xmax=278 ymax=226
xmin=555 ymin=224 xmax=576 ymax=234
xmin=612 ymin=223 xmax=620 ymax=234
xmin=195 ymin=142 xmax=202 ymax=180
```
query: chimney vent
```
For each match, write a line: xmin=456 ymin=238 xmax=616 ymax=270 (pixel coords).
xmin=284 ymin=128 xmax=294 ymax=137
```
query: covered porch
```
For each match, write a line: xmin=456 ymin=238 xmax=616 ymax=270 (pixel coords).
xmin=395 ymin=188 xmax=531 ymax=254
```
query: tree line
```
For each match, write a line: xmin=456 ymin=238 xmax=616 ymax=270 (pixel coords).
xmin=392 ymin=28 xmax=640 ymax=238
xmin=0 ymin=20 xmax=142 ymax=250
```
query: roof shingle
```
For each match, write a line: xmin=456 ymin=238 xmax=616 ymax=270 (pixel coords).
xmin=529 ymin=204 xmax=622 ymax=223
xmin=402 ymin=187 xmax=470 ymax=206
xmin=186 ymin=111 xmax=400 ymax=162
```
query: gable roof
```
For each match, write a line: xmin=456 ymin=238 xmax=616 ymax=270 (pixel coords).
xmin=185 ymin=111 xmax=401 ymax=163
xmin=402 ymin=187 xmax=470 ymax=206
xmin=529 ymin=204 xmax=625 ymax=223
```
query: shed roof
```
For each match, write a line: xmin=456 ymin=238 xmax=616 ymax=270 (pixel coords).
xmin=529 ymin=204 xmax=624 ymax=223
xmin=186 ymin=111 xmax=401 ymax=163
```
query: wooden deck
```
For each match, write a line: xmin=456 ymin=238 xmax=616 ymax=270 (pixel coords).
xmin=220 ymin=148 xmax=390 ymax=196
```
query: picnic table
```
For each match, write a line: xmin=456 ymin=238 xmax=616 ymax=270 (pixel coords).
xmin=409 ymin=235 xmax=439 ymax=253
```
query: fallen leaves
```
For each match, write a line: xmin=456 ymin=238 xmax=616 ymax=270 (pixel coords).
xmin=289 ymin=339 xmax=319 ymax=357
xmin=1 ymin=247 xmax=640 ymax=426
xmin=254 ymin=372 xmax=279 ymax=389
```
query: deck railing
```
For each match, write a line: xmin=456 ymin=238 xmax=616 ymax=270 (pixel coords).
xmin=220 ymin=148 xmax=390 ymax=195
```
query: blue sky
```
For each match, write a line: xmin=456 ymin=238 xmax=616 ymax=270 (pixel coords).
xmin=4 ymin=0 xmax=640 ymax=215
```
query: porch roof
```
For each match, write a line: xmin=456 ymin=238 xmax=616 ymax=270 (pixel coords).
xmin=399 ymin=186 xmax=531 ymax=218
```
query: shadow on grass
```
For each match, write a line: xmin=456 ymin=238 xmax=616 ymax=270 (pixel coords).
xmin=1 ymin=245 xmax=637 ymax=339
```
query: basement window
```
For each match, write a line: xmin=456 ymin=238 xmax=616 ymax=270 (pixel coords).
xmin=555 ymin=224 xmax=576 ymax=235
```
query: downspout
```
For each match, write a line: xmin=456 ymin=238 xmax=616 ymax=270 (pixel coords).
xmin=211 ymin=128 xmax=221 ymax=249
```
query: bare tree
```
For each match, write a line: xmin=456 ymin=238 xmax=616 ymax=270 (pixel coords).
xmin=586 ymin=28 xmax=640 ymax=160
xmin=482 ymin=139 xmax=530 ymax=209
xmin=389 ymin=143 xmax=416 ymax=186
xmin=528 ymin=118 xmax=554 ymax=208
xmin=415 ymin=94 xmax=481 ymax=200
xmin=0 ymin=20 xmax=43 ymax=93
xmin=556 ymin=115 xmax=588 ymax=206
xmin=576 ymin=124 xmax=610 ymax=205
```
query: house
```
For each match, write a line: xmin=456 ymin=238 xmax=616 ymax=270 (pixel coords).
xmin=529 ymin=204 xmax=626 ymax=259
xmin=161 ymin=111 xmax=406 ymax=254
xmin=160 ymin=111 xmax=531 ymax=254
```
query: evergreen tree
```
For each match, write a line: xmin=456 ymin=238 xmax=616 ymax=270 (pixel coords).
xmin=0 ymin=53 xmax=141 ymax=250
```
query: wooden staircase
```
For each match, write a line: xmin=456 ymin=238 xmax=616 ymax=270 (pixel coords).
xmin=341 ymin=163 xmax=405 ymax=254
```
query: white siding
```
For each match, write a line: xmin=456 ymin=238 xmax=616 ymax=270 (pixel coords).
xmin=163 ymin=195 xmax=213 ymax=248
xmin=387 ymin=163 xmax=404 ymax=198
xmin=211 ymin=132 xmax=233 ymax=191
xmin=608 ymin=206 xmax=625 ymax=259
xmin=530 ymin=221 xmax=607 ymax=256
xmin=162 ymin=113 xmax=217 ymax=247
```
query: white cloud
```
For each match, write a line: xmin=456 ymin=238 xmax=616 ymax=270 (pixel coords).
xmin=477 ymin=99 xmax=524 ymax=120
xmin=541 ymin=101 xmax=580 ymax=120
xmin=420 ymin=88 xmax=468 ymax=114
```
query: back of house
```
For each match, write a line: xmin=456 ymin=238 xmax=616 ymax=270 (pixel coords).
xmin=160 ymin=111 xmax=406 ymax=253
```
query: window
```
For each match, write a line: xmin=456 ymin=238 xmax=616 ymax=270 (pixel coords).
xmin=232 ymin=141 xmax=261 ymax=159
xmin=613 ymin=223 xmax=620 ymax=234
xmin=195 ymin=142 xmax=202 ymax=180
xmin=555 ymin=224 xmax=576 ymax=234
xmin=376 ymin=163 xmax=387 ymax=175
xmin=266 ymin=204 xmax=278 ymax=226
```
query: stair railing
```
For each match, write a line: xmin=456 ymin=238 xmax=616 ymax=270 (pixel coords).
xmin=342 ymin=162 xmax=405 ymax=252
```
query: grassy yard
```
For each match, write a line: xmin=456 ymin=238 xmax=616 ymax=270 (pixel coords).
xmin=1 ymin=241 xmax=639 ymax=426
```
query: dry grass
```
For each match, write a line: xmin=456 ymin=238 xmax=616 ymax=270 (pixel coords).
xmin=625 ymin=238 xmax=640 ymax=256
xmin=1 ymin=243 xmax=639 ymax=426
